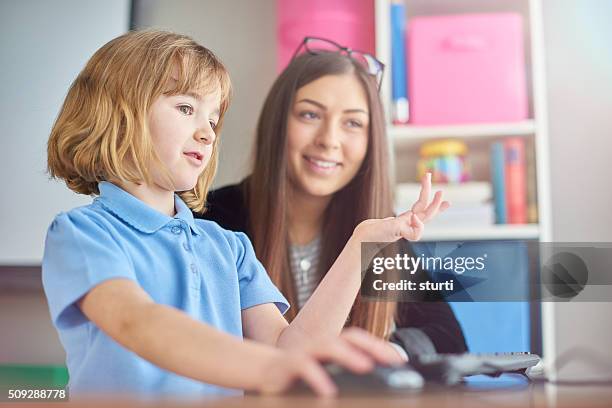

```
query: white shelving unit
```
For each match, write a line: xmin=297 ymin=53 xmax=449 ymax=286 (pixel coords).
xmin=422 ymin=224 xmax=539 ymax=242
xmin=375 ymin=0 xmax=557 ymax=372
xmin=390 ymin=120 xmax=536 ymax=145
xmin=374 ymin=0 xmax=552 ymax=244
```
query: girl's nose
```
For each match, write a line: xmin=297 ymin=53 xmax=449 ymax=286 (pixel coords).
xmin=195 ymin=127 xmax=215 ymax=145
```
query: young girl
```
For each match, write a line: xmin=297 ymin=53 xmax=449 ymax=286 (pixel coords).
xmin=42 ymin=30 xmax=427 ymax=398
xmin=199 ymin=38 xmax=466 ymax=355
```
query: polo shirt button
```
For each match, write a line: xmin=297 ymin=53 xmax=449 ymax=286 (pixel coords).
xmin=190 ymin=264 xmax=198 ymax=274
xmin=183 ymin=242 xmax=190 ymax=251
xmin=171 ymin=226 xmax=182 ymax=235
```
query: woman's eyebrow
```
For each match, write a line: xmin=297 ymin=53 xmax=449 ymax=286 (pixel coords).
xmin=297 ymin=98 xmax=327 ymax=110
xmin=343 ymin=108 xmax=369 ymax=115
xmin=297 ymin=98 xmax=368 ymax=115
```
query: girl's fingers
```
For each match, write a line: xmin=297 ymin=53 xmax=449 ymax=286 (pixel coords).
xmin=413 ymin=214 xmax=424 ymax=241
xmin=422 ymin=191 xmax=443 ymax=222
xmin=395 ymin=209 xmax=425 ymax=241
xmin=412 ymin=173 xmax=431 ymax=213
xmin=295 ymin=357 xmax=337 ymax=397
xmin=397 ymin=209 xmax=412 ymax=219
xmin=415 ymin=212 xmax=424 ymax=226
xmin=340 ymin=328 xmax=405 ymax=366
xmin=309 ymin=337 xmax=374 ymax=374
xmin=400 ymin=189 xmax=449 ymax=225
xmin=419 ymin=193 xmax=451 ymax=223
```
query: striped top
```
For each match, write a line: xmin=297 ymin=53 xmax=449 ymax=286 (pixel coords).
xmin=289 ymin=236 xmax=322 ymax=309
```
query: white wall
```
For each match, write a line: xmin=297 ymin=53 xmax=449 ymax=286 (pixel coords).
xmin=544 ymin=0 xmax=612 ymax=242
xmin=542 ymin=0 xmax=612 ymax=379
xmin=0 ymin=0 xmax=130 ymax=364
xmin=0 ymin=0 xmax=131 ymax=265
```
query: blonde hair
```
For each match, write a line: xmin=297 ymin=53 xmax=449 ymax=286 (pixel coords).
xmin=47 ymin=29 xmax=231 ymax=212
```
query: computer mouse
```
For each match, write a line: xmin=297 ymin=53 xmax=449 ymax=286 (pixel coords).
xmin=288 ymin=363 xmax=425 ymax=395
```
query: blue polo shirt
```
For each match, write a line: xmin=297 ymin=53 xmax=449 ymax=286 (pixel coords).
xmin=42 ymin=181 xmax=289 ymax=397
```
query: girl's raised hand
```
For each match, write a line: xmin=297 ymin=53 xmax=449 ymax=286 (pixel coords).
xmin=352 ymin=172 xmax=450 ymax=243
xmin=409 ymin=172 xmax=450 ymax=223
xmin=353 ymin=211 xmax=424 ymax=243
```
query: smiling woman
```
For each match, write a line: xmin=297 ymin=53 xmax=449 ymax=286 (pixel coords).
xmin=287 ymin=74 xmax=369 ymax=199
xmin=195 ymin=42 xmax=468 ymax=355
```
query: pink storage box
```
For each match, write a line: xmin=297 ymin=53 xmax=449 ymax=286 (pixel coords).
xmin=407 ymin=13 xmax=528 ymax=125
xmin=277 ymin=0 xmax=375 ymax=72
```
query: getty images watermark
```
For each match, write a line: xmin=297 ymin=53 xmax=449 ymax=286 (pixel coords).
xmin=360 ymin=241 xmax=612 ymax=302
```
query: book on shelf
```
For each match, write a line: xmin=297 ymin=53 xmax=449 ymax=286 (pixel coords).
xmin=490 ymin=137 xmax=534 ymax=225
xmin=395 ymin=181 xmax=494 ymax=226
xmin=505 ymin=138 xmax=527 ymax=223
xmin=390 ymin=0 xmax=409 ymax=124
xmin=423 ymin=203 xmax=495 ymax=227
xmin=526 ymin=142 xmax=539 ymax=223
xmin=396 ymin=181 xmax=492 ymax=205
xmin=491 ymin=142 xmax=508 ymax=224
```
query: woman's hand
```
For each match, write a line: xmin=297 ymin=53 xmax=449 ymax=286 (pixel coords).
xmin=256 ymin=327 xmax=404 ymax=396
xmin=352 ymin=172 xmax=450 ymax=243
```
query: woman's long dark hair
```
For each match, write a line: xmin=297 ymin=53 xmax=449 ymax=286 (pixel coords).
xmin=248 ymin=52 xmax=396 ymax=338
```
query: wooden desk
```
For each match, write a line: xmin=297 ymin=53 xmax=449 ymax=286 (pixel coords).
xmin=12 ymin=383 xmax=612 ymax=408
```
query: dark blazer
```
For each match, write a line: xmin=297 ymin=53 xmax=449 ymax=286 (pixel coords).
xmin=194 ymin=179 xmax=468 ymax=354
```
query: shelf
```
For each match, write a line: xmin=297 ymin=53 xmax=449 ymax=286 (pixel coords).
xmin=389 ymin=120 xmax=536 ymax=146
xmin=421 ymin=224 xmax=540 ymax=241
xmin=376 ymin=0 xmax=551 ymax=244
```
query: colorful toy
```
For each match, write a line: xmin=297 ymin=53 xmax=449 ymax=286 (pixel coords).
xmin=418 ymin=139 xmax=470 ymax=183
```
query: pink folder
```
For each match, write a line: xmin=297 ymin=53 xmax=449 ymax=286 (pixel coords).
xmin=277 ymin=0 xmax=375 ymax=72
xmin=407 ymin=13 xmax=528 ymax=124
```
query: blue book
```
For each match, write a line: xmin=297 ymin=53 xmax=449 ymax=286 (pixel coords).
xmin=391 ymin=0 xmax=409 ymax=123
xmin=491 ymin=142 xmax=508 ymax=224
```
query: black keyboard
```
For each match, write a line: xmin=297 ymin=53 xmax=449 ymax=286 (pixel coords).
xmin=287 ymin=352 xmax=540 ymax=394
xmin=412 ymin=352 xmax=540 ymax=385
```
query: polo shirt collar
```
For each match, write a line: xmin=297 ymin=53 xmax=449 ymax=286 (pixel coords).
xmin=96 ymin=181 xmax=200 ymax=235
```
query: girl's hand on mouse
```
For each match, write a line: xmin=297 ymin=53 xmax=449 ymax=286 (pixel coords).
xmin=255 ymin=349 xmax=337 ymax=396
xmin=257 ymin=327 xmax=404 ymax=396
